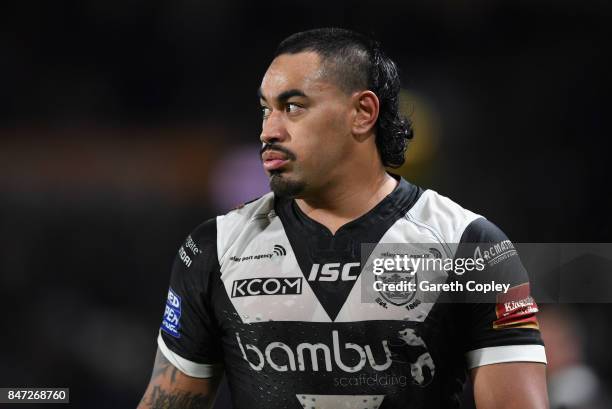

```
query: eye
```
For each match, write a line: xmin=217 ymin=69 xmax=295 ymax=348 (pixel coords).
xmin=261 ymin=106 xmax=271 ymax=119
xmin=285 ymin=103 xmax=302 ymax=114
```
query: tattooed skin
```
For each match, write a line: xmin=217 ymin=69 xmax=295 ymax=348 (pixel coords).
xmin=148 ymin=386 xmax=209 ymax=409
xmin=151 ymin=350 xmax=180 ymax=383
xmin=137 ymin=349 xmax=218 ymax=409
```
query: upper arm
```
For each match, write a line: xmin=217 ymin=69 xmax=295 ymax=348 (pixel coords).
xmin=139 ymin=219 xmax=225 ymax=407
xmin=471 ymin=362 xmax=548 ymax=409
xmin=137 ymin=348 xmax=223 ymax=409
xmin=160 ymin=219 xmax=224 ymax=371
xmin=456 ymin=218 xmax=548 ymax=406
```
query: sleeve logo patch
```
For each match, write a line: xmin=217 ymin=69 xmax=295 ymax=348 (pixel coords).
xmin=473 ymin=240 xmax=518 ymax=267
xmin=161 ymin=288 xmax=182 ymax=338
xmin=493 ymin=283 xmax=539 ymax=330
xmin=178 ymin=246 xmax=192 ymax=268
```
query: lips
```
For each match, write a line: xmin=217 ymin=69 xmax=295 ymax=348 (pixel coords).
xmin=262 ymin=150 xmax=290 ymax=171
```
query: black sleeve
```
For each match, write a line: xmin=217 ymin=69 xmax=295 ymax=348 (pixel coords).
xmin=157 ymin=218 xmax=224 ymax=377
xmin=455 ymin=217 xmax=546 ymax=369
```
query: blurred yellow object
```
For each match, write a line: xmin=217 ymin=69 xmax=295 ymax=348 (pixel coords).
xmin=394 ymin=89 xmax=441 ymax=179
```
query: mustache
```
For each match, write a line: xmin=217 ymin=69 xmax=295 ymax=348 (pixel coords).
xmin=260 ymin=143 xmax=297 ymax=161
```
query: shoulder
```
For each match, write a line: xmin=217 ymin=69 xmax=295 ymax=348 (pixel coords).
xmin=188 ymin=193 xmax=275 ymax=244
xmin=176 ymin=193 xmax=275 ymax=272
xmin=406 ymin=188 xmax=485 ymax=244
xmin=187 ymin=193 xmax=276 ymax=263
xmin=459 ymin=216 xmax=511 ymax=243
xmin=216 ymin=192 xmax=276 ymax=231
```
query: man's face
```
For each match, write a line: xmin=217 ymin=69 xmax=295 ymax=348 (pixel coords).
xmin=258 ymin=51 xmax=354 ymax=198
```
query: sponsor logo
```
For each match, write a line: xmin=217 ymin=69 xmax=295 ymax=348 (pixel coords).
xmin=161 ymin=288 xmax=181 ymax=338
xmin=236 ymin=327 xmax=435 ymax=386
xmin=334 ymin=373 xmax=409 ymax=387
xmin=307 ymin=262 xmax=360 ymax=282
xmin=185 ymin=235 xmax=201 ymax=255
xmin=380 ymin=248 xmax=442 ymax=259
xmin=273 ymin=244 xmax=287 ymax=256
xmin=236 ymin=330 xmax=392 ymax=373
xmin=231 ymin=277 xmax=302 ymax=298
xmin=229 ymin=244 xmax=288 ymax=263
xmin=474 ymin=240 xmax=517 ymax=267
xmin=494 ymin=283 xmax=539 ymax=329
xmin=178 ymin=246 xmax=192 ymax=267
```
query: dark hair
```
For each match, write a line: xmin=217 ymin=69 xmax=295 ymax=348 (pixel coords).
xmin=274 ymin=28 xmax=413 ymax=168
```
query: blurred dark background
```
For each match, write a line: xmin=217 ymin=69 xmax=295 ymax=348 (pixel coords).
xmin=1 ymin=1 xmax=610 ymax=408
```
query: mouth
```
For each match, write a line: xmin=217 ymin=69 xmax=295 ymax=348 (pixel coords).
xmin=262 ymin=150 xmax=290 ymax=171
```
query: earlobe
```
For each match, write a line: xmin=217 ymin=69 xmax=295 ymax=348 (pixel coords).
xmin=352 ymin=91 xmax=380 ymax=138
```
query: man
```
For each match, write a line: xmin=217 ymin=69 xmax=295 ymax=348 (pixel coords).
xmin=137 ymin=28 xmax=548 ymax=409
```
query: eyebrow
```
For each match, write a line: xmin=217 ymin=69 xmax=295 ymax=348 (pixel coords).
xmin=257 ymin=88 xmax=308 ymax=103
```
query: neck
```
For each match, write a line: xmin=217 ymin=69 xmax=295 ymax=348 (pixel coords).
xmin=295 ymin=169 xmax=398 ymax=235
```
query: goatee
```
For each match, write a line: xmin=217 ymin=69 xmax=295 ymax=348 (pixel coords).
xmin=269 ymin=173 xmax=306 ymax=198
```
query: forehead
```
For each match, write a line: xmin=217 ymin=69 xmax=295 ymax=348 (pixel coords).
xmin=260 ymin=51 xmax=334 ymax=99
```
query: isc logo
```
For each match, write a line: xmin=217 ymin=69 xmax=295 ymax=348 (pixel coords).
xmin=307 ymin=262 xmax=360 ymax=282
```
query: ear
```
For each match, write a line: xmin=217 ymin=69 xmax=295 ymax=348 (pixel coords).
xmin=351 ymin=90 xmax=379 ymax=139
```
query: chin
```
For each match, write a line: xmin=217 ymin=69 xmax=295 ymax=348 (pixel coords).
xmin=269 ymin=172 xmax=306 ymax=198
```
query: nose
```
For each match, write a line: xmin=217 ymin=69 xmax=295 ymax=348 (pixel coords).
xmin=260 ymin=110 xmax=288 ymax=145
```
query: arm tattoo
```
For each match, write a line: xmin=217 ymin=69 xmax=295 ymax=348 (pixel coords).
xmin=152 ymin=351 xmax=180 ymax=384
xmin=148 ymin=386 xmax=210 ymax=409
xmin=139 ymin=350 xmax=217 ymax=408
